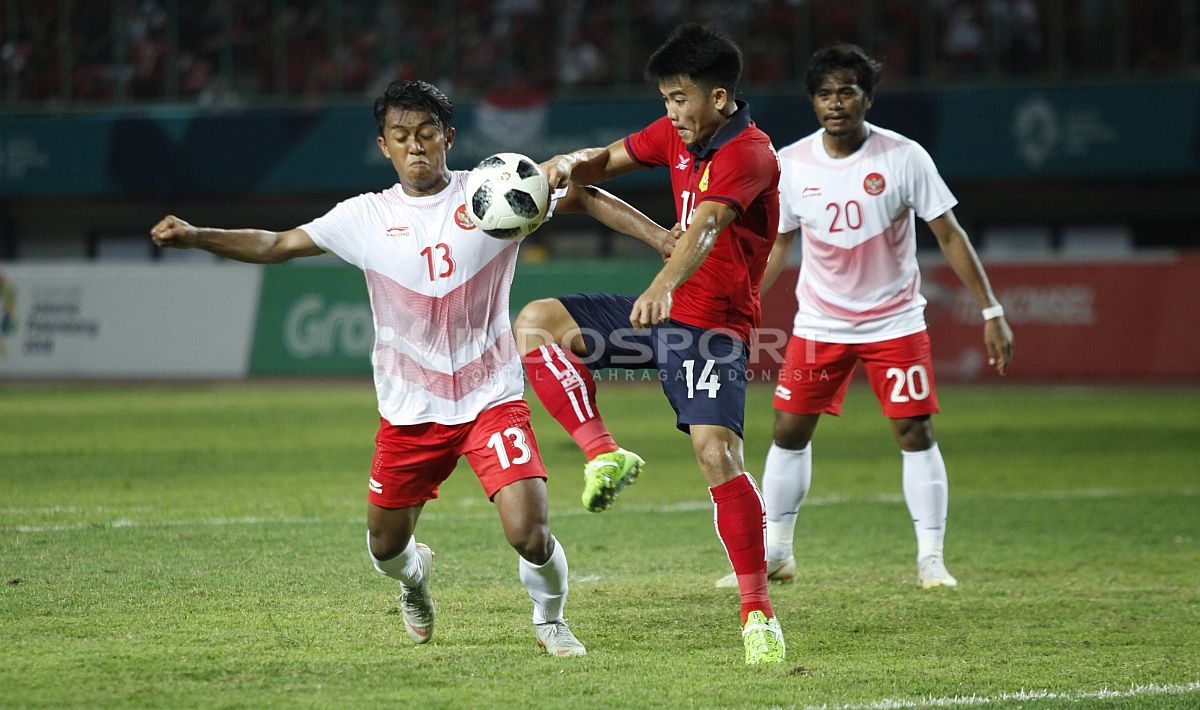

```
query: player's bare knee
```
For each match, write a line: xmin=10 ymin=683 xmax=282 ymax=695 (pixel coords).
xmin=692 ymin=440 xmax=741 ymax=483
xmin=893 ymin=416 xmax=935 ymax=451
xmin=773 ymin=412 xmax=816 ymax=450
xmin=368 ymin=528 xmax=411 ymax=561
xmin=516 ymin=298 xmax=587 ymax=354
xmin=773 ymin=424 xmax=812 ymax=450
xmin=509 ymin=524 xmax=553 ymax=565
xmin=514 ymin=299 xmax=566 ymax=349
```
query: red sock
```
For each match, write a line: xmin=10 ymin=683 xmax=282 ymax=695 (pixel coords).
xmin=522 ymin=344 xmax=618 ymax=460
xmin=711 ymin=473 xmax=773 ymax=623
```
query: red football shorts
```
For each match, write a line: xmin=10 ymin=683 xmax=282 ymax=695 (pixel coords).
xmin=773 ymin=331 xmax=941 ymax=418
xmin=367 ymin=399 xmax=547 ymax=509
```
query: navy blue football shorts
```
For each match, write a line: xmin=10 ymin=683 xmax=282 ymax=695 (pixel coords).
xmin=558 ymin=293 xmax=748 ymax=437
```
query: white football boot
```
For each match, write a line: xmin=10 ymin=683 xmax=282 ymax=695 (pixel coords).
xmin=917 ymin=556 xmax=958 ymax=589
xmin=399 ymin=543 xmax=436 ymax=642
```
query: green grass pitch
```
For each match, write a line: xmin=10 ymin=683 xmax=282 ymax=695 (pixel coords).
xmin=2 ymin=382 xmax=1198 ymax=708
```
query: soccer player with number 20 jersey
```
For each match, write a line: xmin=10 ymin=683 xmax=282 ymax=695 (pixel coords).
xmin=715 ymin=44 xmax=1014 ymax=592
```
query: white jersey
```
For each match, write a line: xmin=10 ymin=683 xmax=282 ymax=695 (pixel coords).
xmin=302 ymin=171 xmax=534 ymax=426
xmin=777 ymin=122 xmax=957 ymax=343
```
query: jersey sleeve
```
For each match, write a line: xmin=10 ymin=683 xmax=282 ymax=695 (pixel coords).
xmin=777 ymin=155 xmax=804 ymax=234
xmin=904 ymin=142 xmax=958 ymax=222
xmin=623 ymin=116 xmax=674 ymax=168
xmin=299 ymin=195 xmax=370 ymax=269
xmin=699 ymin=139 xmax=778 ymax=217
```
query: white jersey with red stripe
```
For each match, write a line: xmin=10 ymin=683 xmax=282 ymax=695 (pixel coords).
xmin=301 ymin=171 xmax=553 ymax=426
xmin=777 ymin=122 xmax=957 ymax=343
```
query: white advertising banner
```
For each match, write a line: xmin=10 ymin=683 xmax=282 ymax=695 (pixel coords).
xmin=0 ymin=263 xmax=262 ymax=378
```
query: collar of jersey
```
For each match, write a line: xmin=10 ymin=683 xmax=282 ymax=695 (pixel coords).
xmin=814 ymin=122 xmax=874 ymax=164
xmin=687 ymin=99 xmax=752 ymax=160
xmin=389 ymin=176 xmax=458 ymax=205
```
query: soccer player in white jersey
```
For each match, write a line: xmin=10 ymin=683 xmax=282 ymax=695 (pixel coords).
xmin=715 ymin=44 xmax=1013 ymax=591
xmin=150 ymin=80 xmax=676 ymax=656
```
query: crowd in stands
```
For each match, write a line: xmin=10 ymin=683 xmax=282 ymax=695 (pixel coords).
xmin=1 ymin=0 xmax=1196 ymax=107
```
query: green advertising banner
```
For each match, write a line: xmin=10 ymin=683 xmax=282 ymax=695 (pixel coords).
xmin=249 ymin=265 xmax=373 ymax=375
xmin=249 ymin=259 xmax=663 ymax=376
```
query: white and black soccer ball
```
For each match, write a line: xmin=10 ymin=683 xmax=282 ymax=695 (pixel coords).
xmin=464 ymin=152 xmax=550 ymax=241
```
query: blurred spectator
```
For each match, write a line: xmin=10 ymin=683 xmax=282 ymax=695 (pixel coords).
xmin=0 ymin=0 xmax=1194 ymax=107
xmin=941 ymin=0 xmax=986 ymax=76
xmin=127 ymin=0 xmax=168 ymax=98
xmin=998 ymin=0 xmax=1045 ymax=74
xmin=743 ymin=1 xmax=801 ymax=84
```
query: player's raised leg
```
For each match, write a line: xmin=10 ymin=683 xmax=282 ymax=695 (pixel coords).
xmin=515 ymin=297 xmax=644 ymax=512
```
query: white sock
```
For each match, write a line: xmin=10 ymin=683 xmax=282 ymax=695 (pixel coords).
xmin=519 ymin=536 xmax=568 ymax=625
xmin=366 ymin=532 xmax=425 ymax=586
xmin=902 ymin=444 xmax=949 ymax=562
xmin=762 ymin=443 xmax=812 ymax=562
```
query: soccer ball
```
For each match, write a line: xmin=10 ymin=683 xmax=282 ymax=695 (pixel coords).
xmin=464 ymin=152 xmax=550 ymax=240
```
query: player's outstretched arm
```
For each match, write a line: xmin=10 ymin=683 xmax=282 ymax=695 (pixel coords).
xmin=150 ymin=215 xmax=324 ymax=264
xmin=558 ymin=184 xmax=679 ymax=259
xmin=539 ymin=139 xmax=642 ymax=190
xmin=928 ymin=209 xmax=1013 ymax=375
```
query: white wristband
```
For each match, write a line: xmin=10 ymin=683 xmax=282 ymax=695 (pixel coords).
xmin=981 ymin=305 xmax=1005 ymax=321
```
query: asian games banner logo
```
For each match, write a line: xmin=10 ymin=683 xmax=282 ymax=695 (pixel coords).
xmin=0 ymin=272 xmax=16 ymax=359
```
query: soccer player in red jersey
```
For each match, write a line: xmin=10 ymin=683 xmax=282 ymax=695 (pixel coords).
xmin=515 ymin=23 xmax=786 ymax=664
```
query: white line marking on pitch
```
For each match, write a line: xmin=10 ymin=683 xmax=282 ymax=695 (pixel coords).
xmin=3 ymin=488 xmax=1195 ymax=534
xmin=798 ymin=681 xmax=1200 ymax=709
xmin=7 ymin=516 xmax=327 ymax=533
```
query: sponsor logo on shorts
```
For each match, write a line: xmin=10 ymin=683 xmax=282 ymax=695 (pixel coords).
xmin=775 ymin=385 xmax=792 ymax=400
xmin=368 ymin=477 xmax=383 ymax=494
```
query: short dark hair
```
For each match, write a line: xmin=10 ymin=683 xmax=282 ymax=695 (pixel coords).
xmin=374 ymin=80 xmax=454 ymax=136
xmin=645 ymin=23 xmax=743 ymax=95
xmin=805 ymin=44 xmax=883 ymax=97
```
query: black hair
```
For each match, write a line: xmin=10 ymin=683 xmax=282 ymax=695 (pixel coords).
xmin=645 ymin=23 xmax=742 ymax=94
xmin=805 ymin=44 xmax=883 ymax=97
xmin=373 ymin=80 xmax=454 ymax=137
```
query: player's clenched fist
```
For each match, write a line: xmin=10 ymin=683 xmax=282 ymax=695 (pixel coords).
xmin=150 ymin=215 xmax=196 ymax=248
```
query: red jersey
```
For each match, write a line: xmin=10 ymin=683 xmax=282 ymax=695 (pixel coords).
xmin=624 ymin=102 xmax=780 ymax=342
